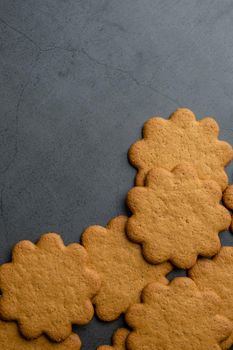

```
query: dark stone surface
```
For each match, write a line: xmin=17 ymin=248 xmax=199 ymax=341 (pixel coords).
xmin=0 ymin=0 xmax=233 ymax=348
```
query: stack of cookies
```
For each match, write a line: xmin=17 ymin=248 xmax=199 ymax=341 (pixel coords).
xmin=1 ymin=108 xmax=233 ymax=350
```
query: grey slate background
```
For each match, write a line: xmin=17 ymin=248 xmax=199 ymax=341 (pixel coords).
xmin=1 ymin=0 xmax=233 ymax=348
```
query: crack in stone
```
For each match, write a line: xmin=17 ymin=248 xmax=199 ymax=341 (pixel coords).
xmin=0 ymin=16 xmax=180 ymax=176
xmin=0 ymin=17 xmax=78 ymax=54
xmin=81 ymin=47 xmax=142 ymax=86
xmin=81 ymin=48 xmax=180 ymax=106
xmin=0 ymin=17 xmax=79 ymax=176
xmin=0 ymin=16 xmax=180 ymax=106
xmin=140 ymin=82 xmax=181 ymax=106
xmin=0 ymin=17 xmax=42 ymax=51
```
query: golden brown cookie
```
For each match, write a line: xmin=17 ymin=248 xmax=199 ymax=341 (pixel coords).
xmin=189 ymin=247 xmax=233 ymax=350
xmin=0 ymin=320 xmax=81 ymax=350
xmin=127 ymin=163 xmax=231 ymax=269
xmin=223 ymin=185 xmax=233 ymax=231
xmin=129 ymin=108 xmax=233 ymax=190
xmin=0 ymin=233 xmax=100 ymax=342
xmin=223 ymin=185 xmax=233 ymax=210
xmin=97 ymin=328 xmax=129 ymax=350
xmin=82 ymin=216 xmax=172 ymax=321
xmin=125 ymin=278 xmax=232 ymax=350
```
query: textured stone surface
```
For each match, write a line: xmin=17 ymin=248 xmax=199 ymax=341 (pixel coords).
xmin=1 ymin=0 xmax=233 ymax=348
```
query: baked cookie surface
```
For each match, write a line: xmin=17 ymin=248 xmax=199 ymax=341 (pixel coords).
xmin=189 ymin=247 xmax=233 ymax=350
xmin=127 ymin=163 xmax=231 ymax=268
xmin=125 ymin=278 xmax=231 ymax=350
xmin=0 ymin=233 xmax=100 ymax=342
xmin=129 ymin=108 xmax=233 ymax=189
xmin=223 ymin=185 xmax=233 ymax=210
xmin=223 ymin=185 xmax=233 ymax=231
xmin=82 ymin=216 xmax=172 ymax=321
xmin=0 ymin=320 xmax=81 ymax=350
xmin=97 ymin=328 xmax=129 ymax=350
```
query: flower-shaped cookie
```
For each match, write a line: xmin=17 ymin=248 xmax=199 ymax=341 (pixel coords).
xmin=0 ymin=233 xmax=100 ymax=342
xmin=223 ymin=185 xmax=233 ymax=209
xmin=127 ymin=163 xmax=231 ymax=268
xmin=0 ymin=320 xmax=81 ymax=350
xmin=223 ymin=185 xmax=233 ymax=231
xmin=189 ymin=247 xmax=233 ymax=350
xmin=129 ymin=108 xmax=233 ymax=190
xmin=97 ymin=328 xmax=129 ymax=350
xmin=125 ymin=278 xmax=231 ymax=350
xmin=82 ymin=216 xmax=172 ymax=321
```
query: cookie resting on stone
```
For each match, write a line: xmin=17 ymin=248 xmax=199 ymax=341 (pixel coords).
xmin=0 ymin=233 xmax=100 ymax=342
xmin=82 ymin=216 xmax=172 ymax=321
xmin=223 ymin=185 xmax=233 ymax=231
xmin=0 ymin=320 xmax=81 ymax=350
xmin=129 ymin=108 xmax=233 ymax=190
xmin=125 ymin=278 xmax=231 ymax=350
xmin=223 ymin=185 xmax=233 ymax=210
xmin=189 ymin=247 xmax=233 ymax=350
xmin=127 ymin=163 xmax=231 ymax=269
xmin=97 ymin=328 xmax=129 ymax=350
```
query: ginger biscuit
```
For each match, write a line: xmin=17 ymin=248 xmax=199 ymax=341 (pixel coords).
xmin=189 ymin=247 xmax=233 ymax=350
xmin=97 ymin=328 xmax=129 ymax=350
xmin=125 ymin=278 xmax=231 ymax=350
xmin=129 ymin=108 xmax=233 ymax=190
xmin=223 ymin=185 xmax=233 ymax=210
xmin=0 ymin=320 xmax=81 ymax=350
xmin=0 ymin=233 xmax=100 ymax=342
xmin=82 ymin=216 xmax=172 ymax=321
xmin=223 ymin=185 xmax=233 ymax=231
xmin=127 ymin=163 xmax=231 ymax=268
